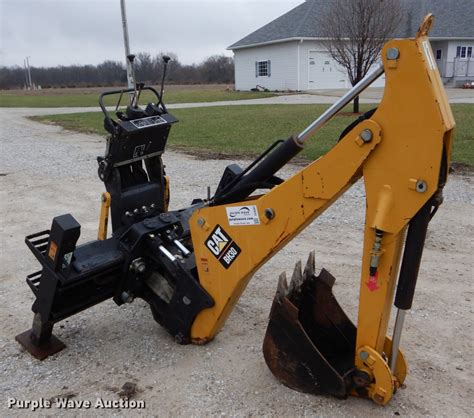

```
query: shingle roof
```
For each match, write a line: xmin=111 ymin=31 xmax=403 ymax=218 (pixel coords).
xmin=228 ymin=0 xmax=474 ymax=50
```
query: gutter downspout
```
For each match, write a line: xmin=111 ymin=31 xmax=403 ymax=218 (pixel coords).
xmin=297 ymin=39 xmax=303 ymax=91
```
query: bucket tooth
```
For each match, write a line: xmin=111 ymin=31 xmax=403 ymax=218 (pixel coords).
xmin=287 ymin=260 xmax=303 ymax=301
xmin=303 ymin=251 xmax=315 ymax=279
xmin=276 ymin=272 xmax=288 ymax=297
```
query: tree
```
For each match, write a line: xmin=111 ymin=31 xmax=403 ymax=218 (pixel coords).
xmin=320 ymin=0 xmax=402 ymax=112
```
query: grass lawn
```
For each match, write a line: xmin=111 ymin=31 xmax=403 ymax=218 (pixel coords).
xmin=0 ymin=85 xmax=277 ymax=107
xmin=31 ymin=103 xmax=473 ymax=166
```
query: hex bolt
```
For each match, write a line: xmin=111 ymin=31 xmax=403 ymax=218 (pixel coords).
xmin=197 ymin=218 xmax=205 ymax=227
xmin=416 ymin=180 xmax=427 ymax=193
xmin=265 ymin=208 xmax=275 ymax=220
xmin=387 ymin=48 xmax=400 ymax=60
xmin=360 ymin=129 xmax=373 ymax=143
xmin=125 ymin=211 xmax=132 ymax=217
xmin=359 ymin=351 xmax=369 ymax=361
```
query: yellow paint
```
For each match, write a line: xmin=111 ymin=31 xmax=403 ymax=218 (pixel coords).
xmin=164 ymin=175 xmax=170 ymax=211
xmin=97 ymin=192 xmax=111 ymax=240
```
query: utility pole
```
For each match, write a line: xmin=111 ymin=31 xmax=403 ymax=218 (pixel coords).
xmin=24 ymin=59 xmax=30 ymax=90
xmin=26 ymin=56 xmax=33 ymax=90
xmin=120 ymin=0 xmax=134 ymax=89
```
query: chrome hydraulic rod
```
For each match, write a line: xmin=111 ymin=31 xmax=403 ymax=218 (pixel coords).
xmin=296 ymin=64 xmax=385 ymax=145
xmin=390 ymin=309 xmax=406 ymax=372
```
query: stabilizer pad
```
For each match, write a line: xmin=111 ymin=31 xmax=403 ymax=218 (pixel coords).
xmin=15 ymin=330 xmax=66 ymax=361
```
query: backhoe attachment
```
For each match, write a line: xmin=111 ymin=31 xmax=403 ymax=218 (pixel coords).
xmin=16 ymin=14 xmax=453 ymax=408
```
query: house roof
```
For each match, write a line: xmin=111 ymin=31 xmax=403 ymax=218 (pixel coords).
xmin=228 ymin=0 xmax=474 ymax=50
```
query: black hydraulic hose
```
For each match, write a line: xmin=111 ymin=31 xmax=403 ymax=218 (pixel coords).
xmin=394 ymin=200 xmax=432 ymax=310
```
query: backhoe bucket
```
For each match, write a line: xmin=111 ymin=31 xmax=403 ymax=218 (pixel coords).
xmin=263 ymin=252 xmax=357 ymax=398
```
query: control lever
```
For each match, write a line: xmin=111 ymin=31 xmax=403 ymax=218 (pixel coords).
xmin=159 ymin=55 xmax=171 ymax=110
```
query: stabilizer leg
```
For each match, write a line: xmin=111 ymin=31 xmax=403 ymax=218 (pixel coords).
xmin=15 ymin=313 xmax=65 ymax=360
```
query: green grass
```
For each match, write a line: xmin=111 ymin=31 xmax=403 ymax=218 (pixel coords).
xmin=31 ymin=104 xmax=474 ymax=166
xmin=0 ymin=86 xmax=276 ymax=107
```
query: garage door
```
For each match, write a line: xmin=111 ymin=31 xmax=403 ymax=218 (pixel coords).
xmin=308 ymin=51 xmax=345 ymax=89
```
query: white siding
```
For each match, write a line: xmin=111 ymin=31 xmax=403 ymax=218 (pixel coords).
xmin=233 ymin=40 xmax=387 ymax=91
xmin=431 ymin=41 xmax=449 ymax=76
xmin=231 ymin=38 xmax=467 ymax=90
xmin=445 ymin=40 xmax=474 ymax=79
xmin=234 ymin=42 xmax=298 ymax=91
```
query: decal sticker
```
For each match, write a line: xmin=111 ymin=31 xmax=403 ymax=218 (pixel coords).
xmin=200 ymin=257 xmax=209 ymax=273
xmin=133 ymin=144 xmax=146 ymax=158
xmin=48 ymin=241 xmax=58 ymax=261
xmin=422 ymin=40 xmax=436 ymax=70
xmin=366 ymin=272 xmax=380 ymax=292
xmin=226 ymin=205 xmax=260 ymax=226
xmin=205 ymin=225 xmax=241 ymax=269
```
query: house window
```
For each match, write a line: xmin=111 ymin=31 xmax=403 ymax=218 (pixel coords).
xmin=436 ymin=49 xmax=442 ymax=60
xmin=456 ymin=46 xmax=471 ymax=59
xmin=456 ymin=46 xmax=472 ymax=58
xmin=256 ymin=60 xmax=271 ymax=77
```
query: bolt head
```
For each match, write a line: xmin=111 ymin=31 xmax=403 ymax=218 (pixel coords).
xmin=373 ymin=394 xmax=385 ymax=404
xmin=387 ymin=48 xmax=400 ymax=60
xmin=416 ymin=180 xmax=427 ymax=193
xmin=359 ymin=351 xmax=369 ymax=361
xmin=197 ymin=218 xmax=205 ymax=227
xmin=360 ymin=129 xmax=373 ymax=143
xmin=265 ymin=208 xmax=275 ymax=220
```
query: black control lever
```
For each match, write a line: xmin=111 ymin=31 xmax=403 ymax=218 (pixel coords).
xmin=159 ymin=55 xmax=171 ymax=111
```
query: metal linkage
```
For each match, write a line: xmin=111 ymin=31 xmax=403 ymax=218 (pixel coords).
xmin=296 ymin=64 xmax=385 ymax=145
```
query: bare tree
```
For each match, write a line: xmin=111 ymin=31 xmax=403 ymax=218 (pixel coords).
xmin=320 ymin=0 xmax=403 ymax=112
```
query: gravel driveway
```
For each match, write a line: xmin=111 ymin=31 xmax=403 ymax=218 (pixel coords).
xmin=0 ymin=108 xmax=472 ymax=416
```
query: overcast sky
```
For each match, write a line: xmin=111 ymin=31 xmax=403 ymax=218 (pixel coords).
xmin=0 ymin=0 xmax=302 ymax=68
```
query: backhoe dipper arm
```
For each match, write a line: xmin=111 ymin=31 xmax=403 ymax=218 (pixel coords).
xmin=188 ymin=15 xmax=454 ymax=404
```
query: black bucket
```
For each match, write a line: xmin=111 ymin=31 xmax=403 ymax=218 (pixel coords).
xmin=263 ymin=253 xmax=359 ymax=398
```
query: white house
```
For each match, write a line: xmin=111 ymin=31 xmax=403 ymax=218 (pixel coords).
xmin=228 ymin=0 xmax=474 ymax=91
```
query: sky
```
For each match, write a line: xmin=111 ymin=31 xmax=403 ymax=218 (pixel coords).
xmin=0 ymin=0 xmax=302 ymax=68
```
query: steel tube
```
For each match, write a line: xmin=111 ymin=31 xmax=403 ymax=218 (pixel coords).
xmin=296 ymin=64 xmax=385 ymax=145
xmin=159 ymin=245 xmax=176 ymax=262
xmin=174 ymin=240 xmax=190 ymax=256
xmin=390 ymin=309 xmax=406 ymax=373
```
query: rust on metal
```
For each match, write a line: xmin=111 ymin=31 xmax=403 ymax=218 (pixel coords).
xmin=15 ymin=330 xmax=66 ymax=361
xmin=263 ymin=252 xmax=359 ymax=398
